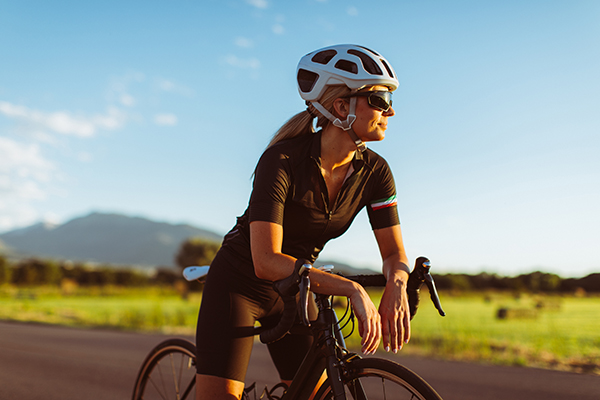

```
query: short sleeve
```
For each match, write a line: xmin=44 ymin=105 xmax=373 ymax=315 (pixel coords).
xmin=366 ymin=159 xmax=400 ymax=229
xmin=248 ymin=147 xmax=291 ymax=225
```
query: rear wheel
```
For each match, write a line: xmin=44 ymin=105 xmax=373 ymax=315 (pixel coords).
xmin=314 ymin=357 xmax=443 ymax=400
xmin=131 ymin=339 xmax=197 ymax=400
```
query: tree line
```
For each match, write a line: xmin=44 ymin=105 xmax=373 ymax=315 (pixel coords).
xmin=1 ymin=238 xmax=598 ymax=293
xmin=433 ymin=271 xmax=599 ymax=293
xmin=0 ymin=255 xmax=179 ymax=287
xmin=0 ymin=238 xmax=220 ymax=288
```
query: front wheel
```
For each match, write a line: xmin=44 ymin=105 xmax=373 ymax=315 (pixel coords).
xmin=314 ymin=357 xmax=443 ymax=400
xmin=131 ymin=338 xmax=197 ymax=400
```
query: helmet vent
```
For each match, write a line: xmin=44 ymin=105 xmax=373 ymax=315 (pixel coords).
xmin=348 ymin=49 xmax=382 ymax=76
xmin=297 ymin=69 xmax=319 ymax=92
xmin=357 ymin=45 xmax=380 ymax=56
xmin=381 ymin=59 xmax=395 ymax=79
xmin=312 ymin=50 xmax=337 ymax=65
xmin=335 ymin=59 xmax=358 ymax=74
xmin=296 ymin=44 xmax=399 ymax=101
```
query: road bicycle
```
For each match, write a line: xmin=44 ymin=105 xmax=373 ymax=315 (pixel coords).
xmin=132 ymin=256 xmax=446 ymax=400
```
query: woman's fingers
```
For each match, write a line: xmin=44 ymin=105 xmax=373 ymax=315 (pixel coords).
xmin=351 ymin=291 xmax=381 ymax=354
xmin=403 ymin=308 xmax=411 ymax=344
xmin=379 ymin=283 xmax=411 ymax=353
xmin=381 ymin=312 xmax=399 ymax=353
xmin=359 ymin=313 xmax=381 ymax=355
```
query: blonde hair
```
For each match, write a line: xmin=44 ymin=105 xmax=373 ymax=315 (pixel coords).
xmin=267 ymin=85 xmax=353 ymax=148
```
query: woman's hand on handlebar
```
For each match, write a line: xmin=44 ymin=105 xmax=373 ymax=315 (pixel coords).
xmin=373 ymin=225 xmax=411 ymax=353
xmin=378 ymin=272 xmax=411 ymax=353
xmin=349 ymin=285 xmax=382 ymax=355
xmin=309 ymin=269 xmax=382 ymax=354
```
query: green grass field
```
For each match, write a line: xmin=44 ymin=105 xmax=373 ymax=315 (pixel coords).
xmin=0 ymin=286 xmax=202 ymax=335
xmin=375 ymin=290 xmax=599 ymax=374
xmin=1 ymin=285 xmax=598 ymax=374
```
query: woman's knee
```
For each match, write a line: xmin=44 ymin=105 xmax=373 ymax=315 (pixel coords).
xmin=196 ymin=373 xmax=245 ymax=400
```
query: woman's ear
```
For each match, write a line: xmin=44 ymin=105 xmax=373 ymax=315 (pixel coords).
xmin=332 ymin=98 xmax=350 ymax=119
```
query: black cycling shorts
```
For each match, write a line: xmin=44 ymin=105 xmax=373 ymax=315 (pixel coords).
xmin=195 ymin=250 xmax=313 ymax=382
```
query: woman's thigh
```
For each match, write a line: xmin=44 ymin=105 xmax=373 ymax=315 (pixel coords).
xmin=195 ymin=251 xmax=279 ymax=382
xmin=195 ymin=251 xmax=313 ymax=383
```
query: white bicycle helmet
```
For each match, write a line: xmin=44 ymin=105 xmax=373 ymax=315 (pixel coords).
xmin=297 ymin=44 xmax=398 ymax=102
xmin=296 ymin=44 xmax=398 ymax=152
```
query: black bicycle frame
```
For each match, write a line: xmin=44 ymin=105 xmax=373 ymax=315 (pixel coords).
xmin=280 ymin=293 xmax=365 ymax=400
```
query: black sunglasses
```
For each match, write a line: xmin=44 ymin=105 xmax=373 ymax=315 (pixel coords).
xmin=348 ymin=90 xmax=393 ymax=112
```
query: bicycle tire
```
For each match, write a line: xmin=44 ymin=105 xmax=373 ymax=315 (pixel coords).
xmin=131 ymin=338 xmax=197 ymax=400
xmin=313 ymin=357 xmax=443 ymax=400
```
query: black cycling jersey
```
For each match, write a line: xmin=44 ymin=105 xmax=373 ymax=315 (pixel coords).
xmin=221 ymin=130 xmax=399 ymax=266
xmin=196 ymin=131 xmax=401 ymax=382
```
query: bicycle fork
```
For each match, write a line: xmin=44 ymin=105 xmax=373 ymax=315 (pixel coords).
xmin=281 ymin=295 xmax=368 ymax=400
xmin=323 ymin=329 xmax=346 ymax=399
xmin=319 ymin=296 xmax=368 ymax=400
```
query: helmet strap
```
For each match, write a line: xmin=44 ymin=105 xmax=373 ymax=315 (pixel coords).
xmin=311 ymin=97 xmax=367 ymax=152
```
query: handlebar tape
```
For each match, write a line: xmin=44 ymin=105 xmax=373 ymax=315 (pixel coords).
xmin=259 ymin=259 xmax=310 ymax=344
xmin=407 ymin=256 xmax=430 ymax=319
xmin=260 ymin=294 xmax=298 ymax=344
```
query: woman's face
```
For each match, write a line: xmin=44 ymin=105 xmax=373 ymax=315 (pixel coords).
xmin=351 ymin=85 xmax=395 ymax=143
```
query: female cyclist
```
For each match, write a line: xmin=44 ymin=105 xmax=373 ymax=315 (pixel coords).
xmin=195 ymin=44 xmax=411 ymax=400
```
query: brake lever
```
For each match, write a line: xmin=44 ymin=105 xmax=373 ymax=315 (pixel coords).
xmin=424 ymin=271 xmax=446 ymax=317
xmin=407 ymin=256 xmax=446 ymax=319
xmin=298 ymin=267 xmax=312 ymax=326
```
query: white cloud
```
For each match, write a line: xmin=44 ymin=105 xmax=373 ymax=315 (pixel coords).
xmin=0 ymin=203 xmax=39 ymax=232
xmin=92 ymin=106 xmax=127 ymax=130
xmin=0 ymin=100 xmax=129 ymax=232
xmin=0 ymin=101 xmax=125 ymax=138
xmin=235 ymin=37 xmax=254 ymax=48
xmin=154 ymin=113 xmax=178 ymax=126
xmin=347 ymin=6 xmax=358 ymax=16
xmin=158 ymin=79 xmax=176 ymax=92
xmin=41 ymin=212 xmax=62 ymax=226
xmin=246 ymin=0 xmax=267 ymax=9
xmin=0 ymin=137 xmax=53 ymax=182
xmin=0 ymin=73 xmax=194 ymax=231
xmin=107 ymin=72 xmax=146 ymax=105
xmin=76 ymin=152 xmax=94 ymax=163
xmin=109 ymin=72 xmax=146 ymax=91
xmin=120 ymin=93 xmax=135 ymax=107
xmin=156 ymin=79 xmax=195 ymax=97
xmin=0 ymin=137 xmax=54 ymax=231
xmin=272 ymin=24 xmax=284 ymax=35
xmin=45 ymin=111 xmax=96 ymax=136
xmin=108 ymin=72 xmax=194 ymax=103
xmin=224 ymin=55 xmax=261 ymax=69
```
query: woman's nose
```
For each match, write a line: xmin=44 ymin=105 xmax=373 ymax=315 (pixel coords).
xmin=383 ymin=106 xmax=395 ymax=117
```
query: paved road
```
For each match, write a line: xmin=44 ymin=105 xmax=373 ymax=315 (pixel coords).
xmin=1 ymin=321 xmax=598 ymax=399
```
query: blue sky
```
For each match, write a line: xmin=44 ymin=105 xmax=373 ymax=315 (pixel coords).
xmin=1 ymin=0 xmax=599 ymax=277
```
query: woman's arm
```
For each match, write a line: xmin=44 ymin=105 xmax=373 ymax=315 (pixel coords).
xmin=250 ymin=220 xmax=382 ymax=354
xmin=250 ymin=220 xmax=296 ymax=281
xmin=373 ymin=224 xmax=411 ymax=353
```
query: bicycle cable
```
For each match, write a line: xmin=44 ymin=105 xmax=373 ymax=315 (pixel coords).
xmin=334 ymin=296 xmax=356 ymax=340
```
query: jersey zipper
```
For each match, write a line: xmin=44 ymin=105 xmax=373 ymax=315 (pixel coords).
xmin=316 ymin=158 xmax=359 ymax=239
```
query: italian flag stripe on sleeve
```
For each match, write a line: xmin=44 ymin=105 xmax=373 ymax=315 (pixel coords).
xmin=370 ymin=195 xmax=397 ymax=211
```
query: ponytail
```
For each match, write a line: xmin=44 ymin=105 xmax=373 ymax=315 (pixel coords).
xmin=267 ymin=110 xmax=315 ymax=148
xmin=267 ymin=85 xmax=353 ymax=148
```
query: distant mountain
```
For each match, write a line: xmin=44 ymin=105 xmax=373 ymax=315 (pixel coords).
xmin=0 ymin=212 xmax=223 ymax=267
xmin=0 ymin=212 xmax=377 ymax=275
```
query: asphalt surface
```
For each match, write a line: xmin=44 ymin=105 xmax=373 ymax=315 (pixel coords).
xmin=0 ymin=321 xmax=598 ymax=399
